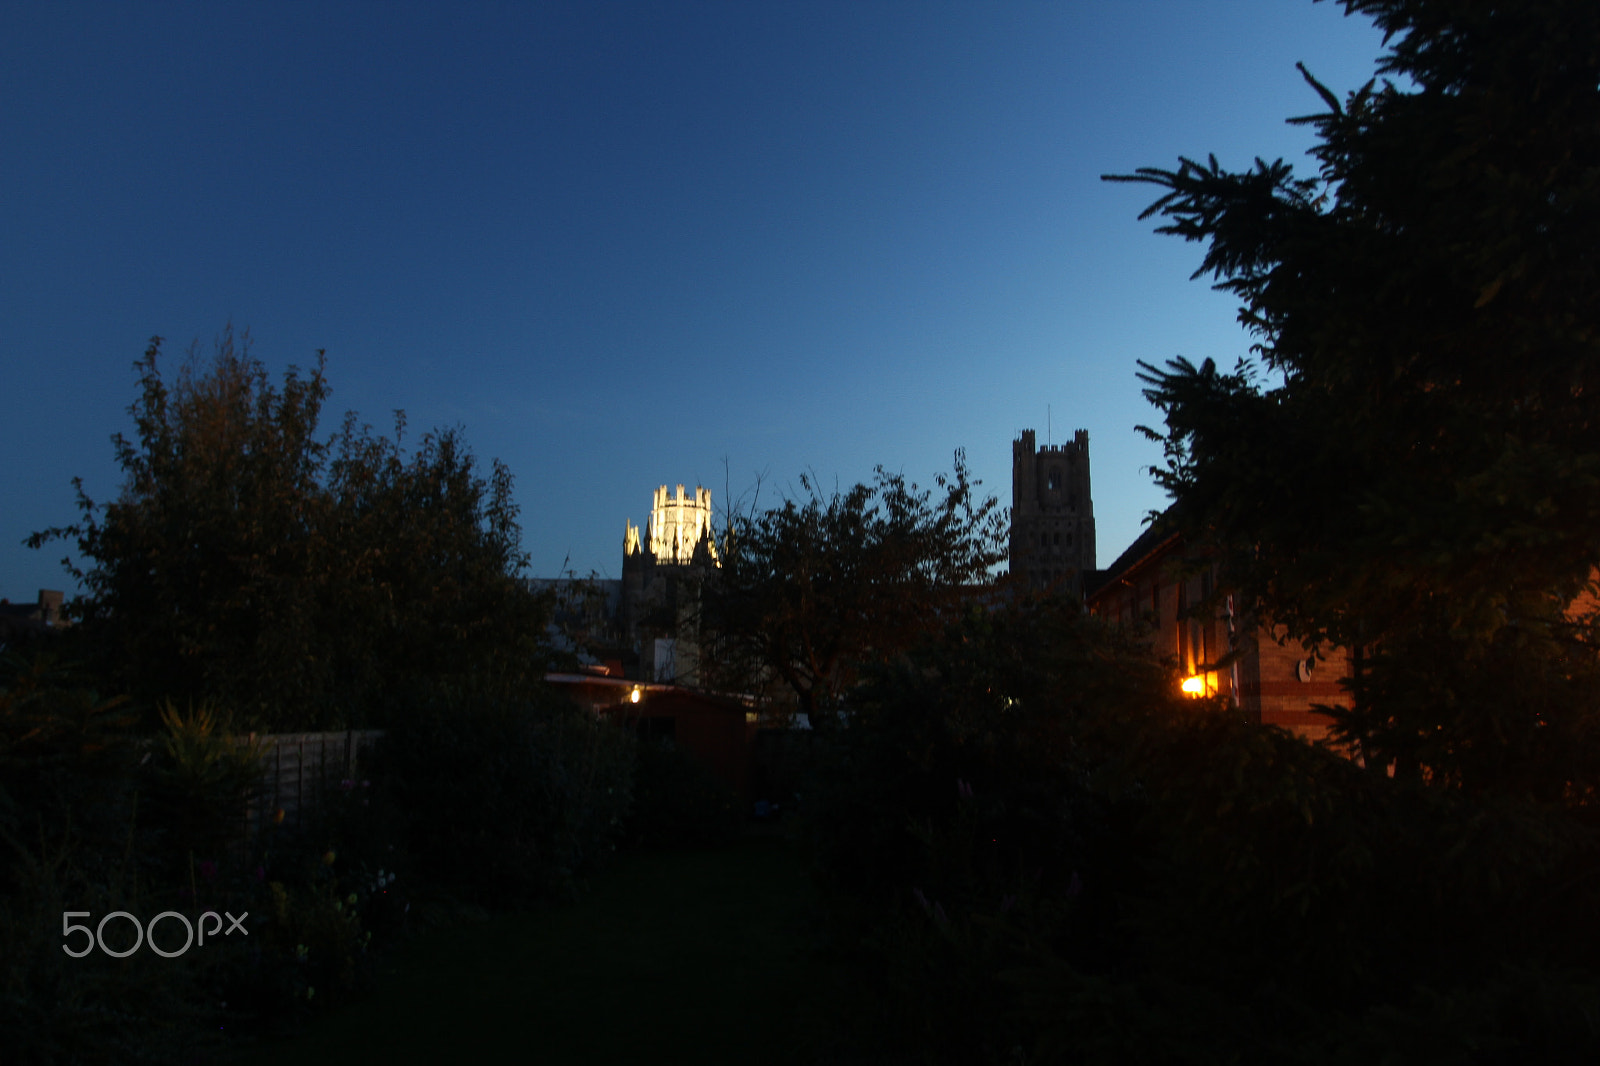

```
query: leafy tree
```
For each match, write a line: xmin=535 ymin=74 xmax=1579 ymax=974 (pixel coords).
xmin=29 ymin=329 xmax=545 ymax=729
xmin=1107 ymin=0 xmax=1600 ymax=793
xmin=702 ymin=453 xmax=1006 ymax=721
xmin=318 ymin=407 xmax=546 ymax=706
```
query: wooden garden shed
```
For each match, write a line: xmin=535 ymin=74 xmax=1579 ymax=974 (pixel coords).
xmin=545 ymin=673 xmax=756 ymax=798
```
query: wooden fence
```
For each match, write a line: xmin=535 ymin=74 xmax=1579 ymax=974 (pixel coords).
xmin=243 ymin=729 xmax=387 ymax=842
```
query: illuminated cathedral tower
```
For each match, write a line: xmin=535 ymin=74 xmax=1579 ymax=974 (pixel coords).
xmin=1010 ymin=429 xmax=1095 ymax=594
xmin=626 ymin=484 xmax=719 ymax=567
xmin=621 ymin=484 xmax=720 ymax=684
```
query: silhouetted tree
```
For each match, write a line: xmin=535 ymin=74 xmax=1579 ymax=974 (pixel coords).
xmin=1108 ymin=0 xmax=1600 ymax=795
xmin=702 ymin=453 xmax=1006 ymax=723
xmin=30 ymin=328 xmax=545 ymax=729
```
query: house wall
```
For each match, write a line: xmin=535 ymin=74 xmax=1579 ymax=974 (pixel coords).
xmin=1239 ymin=625 xmax=1350 ymax=742
xmin=1087 ymin=535 xmax=1349 ymax=742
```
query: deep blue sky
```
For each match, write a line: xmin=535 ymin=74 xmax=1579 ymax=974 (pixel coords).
xmin=2 ymin=1 xmax=1388 ymax=601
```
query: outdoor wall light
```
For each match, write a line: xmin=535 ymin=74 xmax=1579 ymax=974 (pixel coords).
xmin=629 ymin=686 xmax=641 ymax=704
xmin=1181 ymin=675 xmax=1207 ymax=697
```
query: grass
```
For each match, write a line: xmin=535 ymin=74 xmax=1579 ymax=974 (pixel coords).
xmin=228 ymin=833 xmax=832 ymax=1065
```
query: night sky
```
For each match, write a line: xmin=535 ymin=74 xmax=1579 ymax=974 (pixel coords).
xmin=2 ymin=1 xmax=1387 ymax=602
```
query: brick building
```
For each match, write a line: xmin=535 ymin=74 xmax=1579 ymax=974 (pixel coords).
xmin=1085 ymin=523 xmax=1349 ymax=742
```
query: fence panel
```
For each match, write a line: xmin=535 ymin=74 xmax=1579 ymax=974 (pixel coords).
xmin=242 ymin=729 xmax=386 ymax=843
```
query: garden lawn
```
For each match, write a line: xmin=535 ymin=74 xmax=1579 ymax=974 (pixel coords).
xmin=229 ymin=834 xmax=829 ymax=1065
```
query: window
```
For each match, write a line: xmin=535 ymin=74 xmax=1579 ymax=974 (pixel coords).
xmin=1176 ymin=582 xmax=1188 ymax=669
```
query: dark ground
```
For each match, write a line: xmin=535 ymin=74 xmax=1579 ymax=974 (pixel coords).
xmin=228 ymin=833 xmax=832 ymax=1065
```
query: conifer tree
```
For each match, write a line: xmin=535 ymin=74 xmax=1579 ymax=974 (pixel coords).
xmin=1108 ymin=0 xmax=1600 ymax=794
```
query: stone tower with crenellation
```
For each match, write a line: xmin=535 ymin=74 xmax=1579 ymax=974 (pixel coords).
xmin=1010 ymin=428 xmax=1095 ymax=595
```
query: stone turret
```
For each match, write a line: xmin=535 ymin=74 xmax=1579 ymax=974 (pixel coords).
xmin=1010 ymin=428 xmax=1095 ymax=594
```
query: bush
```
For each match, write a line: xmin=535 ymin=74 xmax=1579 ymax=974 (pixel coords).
xmin=804 ymin=593 xmax=1600 ymax=1063
xmin=800 ymin=593 xmax=1151 ymax=1062
xmin=0 ymin=651 xmax=421 ymax=1055
xmin=0 ymin=653 xmax=231 ymax=1064
xmin=2 ymin=573 xmax=637 ymax=1053
xmin=380 ymin=680 xmax=634 ymax=907
xmin=1040 ymin=702 xmax=1600 ymax=1062
xmin=196 ymin=761 xmax=416 ymax=1040
xmin=0 ymin=850 xmax=228 ymax=1066
xmin=139 ymin=699 xmax=266 ymax=879
xmin=625 ymin=737 xmax=743 ymax=849
xmin=807 ymin=592 xmax=1154 ymax=911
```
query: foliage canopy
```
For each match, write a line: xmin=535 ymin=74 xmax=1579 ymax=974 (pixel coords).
xmin=702 ymin=453 xmax=1007 ymax=719
xmin=30 ymin=329 xmax=546 ymax=729
xmin=1108 ymin=0 xmax=1600 ymax=790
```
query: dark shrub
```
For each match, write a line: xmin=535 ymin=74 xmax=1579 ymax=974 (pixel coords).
xmin=805 ymin=591 xmax=1600 ymax=1063
xmin=380 ymin=681 xmax=634 ymax=907
xmin=0 ymin=653 xmax=229 ymax=1064
xmin=138 ymin=699 xmax=267 ymax=882
xmin=626 ymin=737 xmax=743 ymax=848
